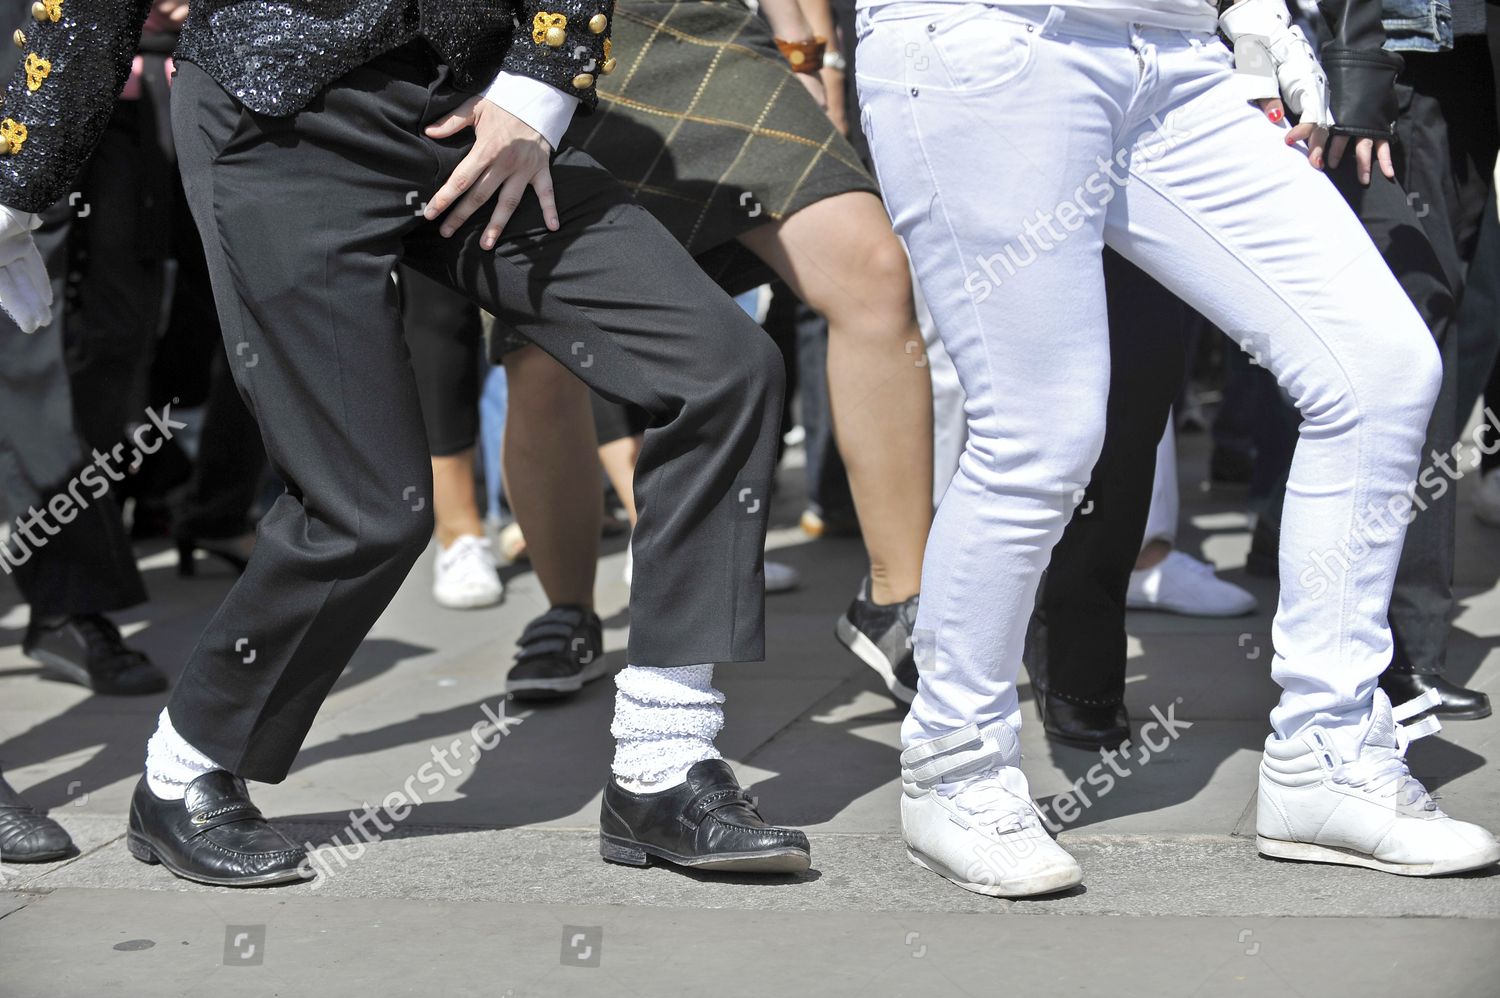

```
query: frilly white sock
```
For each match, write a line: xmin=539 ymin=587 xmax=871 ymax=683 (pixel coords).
xmin=610 ymin=663 xmax=723 ymax=792
xmin=144 ymin=708 xmax=223 ymax=800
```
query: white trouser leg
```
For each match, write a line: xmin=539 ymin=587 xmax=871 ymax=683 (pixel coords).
xmin=1143 ymin=417 xmax=1179 ymax=548
xmin=913 ymin=266 xmax=969 ymax=509
xmin=858 ymin=4 xmax=1439 ymax=754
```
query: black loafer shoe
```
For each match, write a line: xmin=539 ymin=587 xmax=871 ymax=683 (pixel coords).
xmin=1036 ymin=691 xmax=1130 ymax=751
xmin=600 ymin=759 xmax=811 ymax=874
xmin=836 ymin=578 xmax=919 ymax=704
xmin=505 ymin=605 xmax=607 ymax=701
xmin=0 ymin=772 xmax=74 ymax=863
xmin=127 ymin=771 xmax=311 ymax=887
xmin=24 ymin=614 xmax=168 ymax=696
xmin=1379 ymin=669 xmax=1491 ymax=721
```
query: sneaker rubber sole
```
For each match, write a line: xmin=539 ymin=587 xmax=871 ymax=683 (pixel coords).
xmin=505 ymin=655 xmax=612 ymax=700
xmin=1256 ymin=834 xmax=1500 ymax=877
xmin=905 ymin=846 xmax=1082 ymax=898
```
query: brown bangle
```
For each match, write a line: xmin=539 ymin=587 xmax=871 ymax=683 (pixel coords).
xmin=776 ymin=36 xmax=827 ymax=74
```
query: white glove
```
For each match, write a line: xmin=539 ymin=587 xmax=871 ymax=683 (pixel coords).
xmin=0 ymin=205 xmax=53 ymax=334
xmin=1219 ymin=0 xmax=1334 ymax=129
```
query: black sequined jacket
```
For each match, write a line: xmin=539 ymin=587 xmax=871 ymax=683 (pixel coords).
xmin=0 ymin=0 xmax=617 ymax=212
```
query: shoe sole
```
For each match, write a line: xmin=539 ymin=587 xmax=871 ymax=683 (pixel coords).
xmin=31 ymin=651 xmax=167 ymax=696
xmin=599 ymin=832 xmax=810 ymax=874
xmin=432 ymin=588 xmax=505 ymax=610
xmin=905 ymin=846 xmax=1083 ymax=898
xmin=506 ymin=655 xmax=612 ymax=700
xmin=127 ymin=830 xmax=312 ymax=887
xmin=1256 ymin=835 xmax=1500 ymax=877
xmin=2 ymin=845 xmax=74 ymax=864
xmin=835 ymin=615 xmax=917 ymax=704
xmin=1124 ymin=598 xmax=1256 ymax=618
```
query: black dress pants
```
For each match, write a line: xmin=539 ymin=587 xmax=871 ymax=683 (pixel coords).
xmin=168 ymin=45 xmax=783 ymax=782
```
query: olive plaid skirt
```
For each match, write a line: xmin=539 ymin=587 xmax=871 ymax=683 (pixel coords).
xmin=565 ymin=0 xmax=876 ymax=280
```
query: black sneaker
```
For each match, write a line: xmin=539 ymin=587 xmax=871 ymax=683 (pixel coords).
xmin=835 ymin=578 xmax=919 ymax=704
xmin=24 ymin=614 xmax=168 ymax=696
xmin=505 ymin=605 xmax=606 ymax=701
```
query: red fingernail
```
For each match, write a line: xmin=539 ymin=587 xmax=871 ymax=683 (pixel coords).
xmin=1266 ymin=106 xmax=1283 ymax=123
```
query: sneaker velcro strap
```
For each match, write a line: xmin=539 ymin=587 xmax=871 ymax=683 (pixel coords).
xmin=188 ymin=803 xmax=264 ymax=836
xmin=901 ymin=721 xmax=1019 ymax=786
xmin=1391 ymin=689 xmax=1442 ymax=724
xmin=515 ymin=607 xmax=591 ymax=660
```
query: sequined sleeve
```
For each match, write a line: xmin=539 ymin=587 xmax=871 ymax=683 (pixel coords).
xmin=504 ymin=0 xmax=618 ymax=111
xmin=0 ymin=0 xmax=153 ymax=212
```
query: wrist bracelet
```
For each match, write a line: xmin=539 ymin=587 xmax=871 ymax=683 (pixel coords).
xmin=775 ymin=36 xmax=827 ymax=75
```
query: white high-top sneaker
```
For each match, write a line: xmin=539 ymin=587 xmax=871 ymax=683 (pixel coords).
xmin=900 ymin=722 xmax=1082 ymax=897
xmin=1258 ymin=689 xmax=1500 ymax=876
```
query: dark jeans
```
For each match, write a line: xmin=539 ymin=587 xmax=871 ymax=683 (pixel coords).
xmin=1023 ymin=251 xmax=1188 ymax=706
xmin=0 ymin=212 xmax=146 ymax=618
xmin=169 ymin=47 xmax=783 ymax=782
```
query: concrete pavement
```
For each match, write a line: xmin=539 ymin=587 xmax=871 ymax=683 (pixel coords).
xmin=3 ymin=432 xmax=1498 ymax=996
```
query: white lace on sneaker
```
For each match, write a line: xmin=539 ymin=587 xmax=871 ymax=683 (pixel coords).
xmin=936 ymin=768 xmax=1040 ymax=834
xmin=1327 ymin=689 xmax=1441 ymax=812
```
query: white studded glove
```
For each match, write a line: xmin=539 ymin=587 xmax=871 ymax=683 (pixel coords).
xmin=0 ymin=205 xmax=53 ymax=334
xmin=1219 ymin=0 xmax=1334 ymax=129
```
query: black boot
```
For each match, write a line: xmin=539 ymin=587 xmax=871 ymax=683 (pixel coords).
xmin=127 ymin=772 xmax=311 ymax=887
xmin=0 ymin=770 xmax=74 ymax=863
xmin=600 ymin=760 xmax=810 ymax=874
xmin=1379 ymin=667 xmax=1491 ymax=721
xmin=1035 ymin=691 xmax=1131 ymax=750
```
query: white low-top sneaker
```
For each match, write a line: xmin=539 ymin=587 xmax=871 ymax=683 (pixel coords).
xmin=1126 ymin=549 xmax=1257 ymax=617
xmin=432 ymin=534 xmax=504 ymax=610
xmin=764 ymin=559 xmax=801 ymax=594
xmin=1474 ymin=468 xmax=1500 ymax=528
xmin=1258 ymin=689 xmax=1500 ymax=877
xmin=901 ymin=722 xmax=1083 ymax=898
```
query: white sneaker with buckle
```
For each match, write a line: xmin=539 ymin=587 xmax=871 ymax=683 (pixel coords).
xmin=901 ymin=722 xmax=1082 ymax=898
xmin=1257 ymin=689 xmax=1500 ymax=876
xmin=1126 ymin=550 xmax=1257 ymax=617
xmin=432 ymin=535 xmax=503 ymax=610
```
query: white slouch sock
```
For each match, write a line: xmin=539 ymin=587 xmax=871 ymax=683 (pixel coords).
xmin=610 ymin=664 xmax=724 ymax=792
xmin=145 ymin=708 xmax=223 ymax=800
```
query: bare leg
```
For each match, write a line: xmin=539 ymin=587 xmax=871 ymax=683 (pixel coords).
xmin=501 ymin=345 xmax=601 ymax=608
xmin=431 ymin=449 xmax=485 ymax=548
xmin=598 ymin=434 xmax=643 ymax=526
xmin=738 ymin=191 xmax=932 ymax=604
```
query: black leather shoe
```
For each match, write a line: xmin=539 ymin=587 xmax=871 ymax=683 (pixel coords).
xmin=600 ymin=759 xmax=811 ymax=874
xmin=24 ymin=614 xmax=168 ymax=696
xmin=127 ymin=772 xmax=311 ymax=887
xmin=1380 ymin=669 xmax=1491 ymax=721
xmin=1036 ymin=691 xmax=1130 ymax=751
xmin=0 ymin=771 xmax=74 ymax=863
xmin=505 ymin=605 xmax=606 ymax=700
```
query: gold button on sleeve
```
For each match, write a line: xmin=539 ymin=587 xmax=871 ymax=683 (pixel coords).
xmin=588 ymin=14 xmax=608 ymax=33
xmin=572 ymin=72 xmax=595 ymax=89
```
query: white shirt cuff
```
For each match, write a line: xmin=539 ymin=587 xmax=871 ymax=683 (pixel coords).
xmin=482 ymin=71 xmax=579 ymax=152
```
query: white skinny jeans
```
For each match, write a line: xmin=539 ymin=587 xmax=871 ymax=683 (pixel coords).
xmin=855 ymin=2 xmax=1441 ymax=756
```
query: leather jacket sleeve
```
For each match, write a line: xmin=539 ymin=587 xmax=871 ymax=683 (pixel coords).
xmin=1317 ymin=0 xmax=1404 ymax=137
xmin=0 ymin=0 xmax=152 ymax=212
xmin=501 ymin=0 xmax=617 ymax=110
